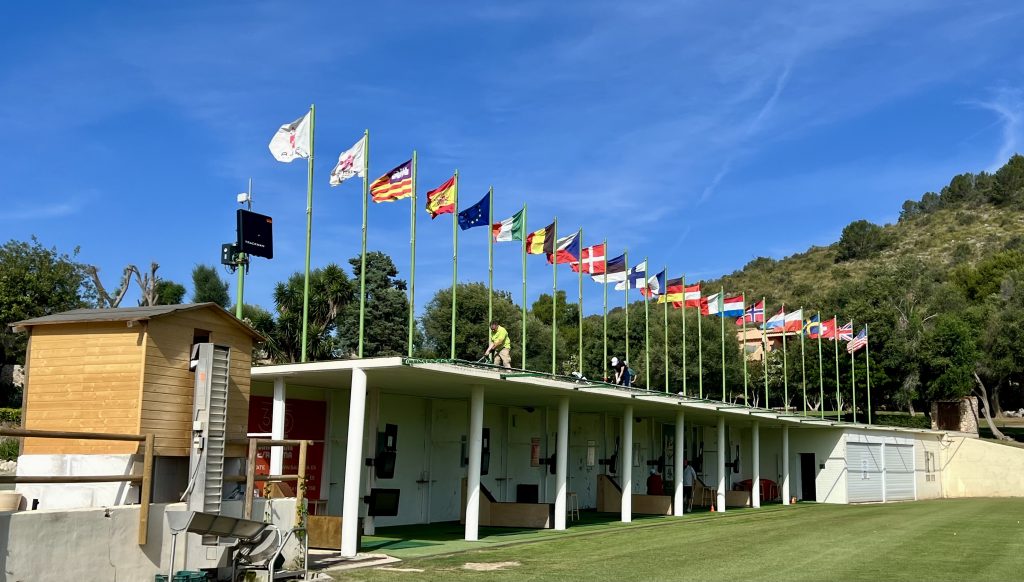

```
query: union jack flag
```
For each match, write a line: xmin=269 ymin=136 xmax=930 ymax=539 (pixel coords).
xmin=837 ymin=321 xmax=854 ymax=342
xmin=847 ymin=329 xmax=868 ymax=353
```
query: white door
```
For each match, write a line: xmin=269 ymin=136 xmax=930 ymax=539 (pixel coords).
xmin=847 ymin=442 xmax=883 ymax=502
xmin=884 ymin=444 xmax=915 ymax=501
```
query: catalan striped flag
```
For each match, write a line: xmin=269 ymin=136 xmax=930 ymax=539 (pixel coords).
xmin=526 ymin=222 xmax=555 ymax=255
xmin=370 ymin=160 xmax=413 ymax=202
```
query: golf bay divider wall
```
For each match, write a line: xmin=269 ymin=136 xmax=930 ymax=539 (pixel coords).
xmin=0 ymin=498 xmax=298 ymax=580
xmin=941 ymin=436 xmax=1024 ymax=498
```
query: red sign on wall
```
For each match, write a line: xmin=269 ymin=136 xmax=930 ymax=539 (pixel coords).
xmin=248 ymin=396 xmax=326 ymax=500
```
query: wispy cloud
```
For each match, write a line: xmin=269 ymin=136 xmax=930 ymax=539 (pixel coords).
xmin=0 ymin=200 xmax=83 ymax=221
xmin=970 ymin=87 xmax=1024 ymax=171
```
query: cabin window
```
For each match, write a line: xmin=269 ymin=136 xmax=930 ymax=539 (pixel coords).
xmin=193 ymin=329 xmax=211 ymax=346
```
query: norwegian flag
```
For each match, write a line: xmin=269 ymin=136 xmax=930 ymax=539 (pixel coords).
xmin=571 ymin=243 xmax=607 ymax=275
xmin=737 ymin=300 xmax=765 ymax=325
xmin=837 ymin=321 xmax=854 ymax=342
xmin=847 ymin=328 xmax=868 ymax=353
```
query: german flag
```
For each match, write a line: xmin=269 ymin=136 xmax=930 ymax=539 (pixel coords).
xmin=370 ymin=160 xmax=413 ymax=203
xmin=657 ymin=277 xmax=684 ymax=304
xmin=526 ymin=222 xmax=555 ymax=255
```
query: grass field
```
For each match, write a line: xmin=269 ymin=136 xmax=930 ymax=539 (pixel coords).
xmin=330 ymin=499 xmax=1024 ymax=582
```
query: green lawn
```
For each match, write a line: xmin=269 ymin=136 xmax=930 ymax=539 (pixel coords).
xmin=329 ymin=499 xmax=1024 ymax=582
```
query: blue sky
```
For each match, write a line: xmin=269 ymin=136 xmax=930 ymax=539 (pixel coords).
xmin=2 ymin=1 xmax=1024 ymax=315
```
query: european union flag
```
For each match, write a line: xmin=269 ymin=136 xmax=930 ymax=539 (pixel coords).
xmin=458 ymin=192 xmax=490 ymax=230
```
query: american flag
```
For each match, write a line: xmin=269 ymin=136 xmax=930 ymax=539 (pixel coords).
xmin=370 ymin=160 xmax=414 ymax=203
xmin=847 ymin=328 xmax=868 ymax=353
xmin=837 ymin=321 xmax=854 ymax=342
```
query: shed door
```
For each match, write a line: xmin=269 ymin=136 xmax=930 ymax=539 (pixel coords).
xmin=847 ymin=443 xmax=883 ymax=503
xmin=884 ymin=444 xmax=915 ymax=501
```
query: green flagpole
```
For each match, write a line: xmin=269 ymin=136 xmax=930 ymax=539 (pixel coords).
xmin=299 ymin=105 xmax=317 ymax=363
xmin=817 ymin=311 xmax=824 ymax=419
xmin=578 ymin=228 xmax=583 ymax=376
xmin=624 ymin=250 xmax=630 ymax=368
xmin=697 ymin=287 xmax=704 ymax=399
xmin=762 ymin=297 xmax=769 ymax=408
xmin=850 ymin=318 xmax=857 ymax=423
xmin=450 ymin=170 xmax=459 ymax=359
xmin=407 ymin=150 xmax=417 ymax=357
xmin=356 ymin=127 xmax=369 ymax=360
xmin=488 ymin=186 xmax=494 ymax=326
xmin=835 ymin=316 xmax=842 ymax=421
xmin=681 ymin=275 xmax=687 ymax=397
xmin=865 ymin=323 xmax=872 ymax=425
xmin=741 ymin=292 xmax=748 ymax=405
xmin=800 ymin=307 xmax=807 ymax=415
xmin=602 ymin=240 xmax=608 ymax=382
xmin=644 ymin=258 xmax=651 ymax=389
xmin=782 ymin=303 xmax=789 ymax=411
xmin=521 ymin=205 xmax=528 ymax=369
xmin=235 ymin=178 xmax=252 ymax=320
xmin=663 ymin=267 xmax=669 ymax=393
xmin=552 ymin=218 xmax=558 ymax=375
xmin=719 ymin=287 xmax=726 ymax=402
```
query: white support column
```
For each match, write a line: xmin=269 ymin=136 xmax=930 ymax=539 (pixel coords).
xmin=341 ymin=368 xmax=368 ymax=558
xmin=465 ymin=386 xmax=485 ymax=541
xmin=782 ymin=424 xmax=791 ymax=505
xmin=673 ymin=410 xmax=685 ymax=516
xmin=270 ymin=376 xmax=286 ymax=475
xmin=717 ymin=416 xmax=726 ymax=513
xmin=554 ymin=397 xmax=569 ymax=530
xmin=752 ymin=421 xmax=761 ymax=508
xmin=621 ymin=405 xmax=634 ymax=523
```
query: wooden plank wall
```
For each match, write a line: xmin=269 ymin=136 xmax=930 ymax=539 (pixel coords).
xmin=22 ymin=323 xmax=145 ymax=455
xmin=141 ymin=311 xmax=253 ymax=456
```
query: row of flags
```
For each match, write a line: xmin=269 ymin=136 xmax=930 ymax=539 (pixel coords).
xmin=270 ymin=111 xmax=871 ymax=363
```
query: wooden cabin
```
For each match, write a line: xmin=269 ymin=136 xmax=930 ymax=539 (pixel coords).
xmin=11 ymin=304 xmax=262 ymax=457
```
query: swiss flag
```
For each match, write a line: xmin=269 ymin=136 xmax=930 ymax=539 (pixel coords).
xmin=819 ymin=317 xmax=837 ymax=340
xmin=571 ymin=243 xmax=607 ymax=274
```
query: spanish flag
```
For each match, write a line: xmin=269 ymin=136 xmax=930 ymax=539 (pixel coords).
xmin=526 ymin=222 xmax=555 ymax=255
xmin=426 ymin=175 xmax=457 ymax=218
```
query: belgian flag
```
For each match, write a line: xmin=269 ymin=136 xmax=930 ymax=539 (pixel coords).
xmin=525 ymin=222 xmax=555 ymax=255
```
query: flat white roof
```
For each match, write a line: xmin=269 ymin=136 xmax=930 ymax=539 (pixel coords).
xmin=251 ymin=357 xmax=944 ymax=435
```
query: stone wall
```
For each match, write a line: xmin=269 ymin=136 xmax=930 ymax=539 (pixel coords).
xmin=0 ymin=364 xmax=24 ymax=388
xmin=930 ymin=397 xmax=979 ymax=434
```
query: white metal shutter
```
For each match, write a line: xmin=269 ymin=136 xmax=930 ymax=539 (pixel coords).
xmin=847 ymin=443 xmax=883 ymax=502
xmin=884 ymin=444 xmax=915 ymax=501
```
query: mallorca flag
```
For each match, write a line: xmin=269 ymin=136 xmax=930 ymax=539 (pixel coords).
xmin=805 ymin=314 xmax=821 ymax=338
xmin=737 ymin=300 xmax=765 ymax=325
xmin=592 ymin=253 xmax=626 ymax=283
xmin=820 ymin=317 xmax=837 ymax=340
xmin=370 ymin=160 xmax=414 ymax=203
xmin=547 ymin=231 xmax=581 ymax=264
xmin=658 ymin=277 xmax=684 ymax=304
xmin=837 ymin=321 xmax=854 ymax=341
xmin=526 ymin=222 xmax=555 ymax=255
xmin=721 ymin=295 xmax=745 ymax=317
xmin=493 ymin=209 xmax=525 ymax=242
xmin=763 ymin=308 xmax=786 ymax=330
xmin=783 ymin=309 xmax=804 ymax=332
xmin=847 ymin=328 xmax=868 ymax=353
xmin=425 ymin=175 xmax=456 ymax=218
xmin=571 ymin=243 xmax=607 ymax=274
xmin=641 ymin=269 xmax=666 ymax=297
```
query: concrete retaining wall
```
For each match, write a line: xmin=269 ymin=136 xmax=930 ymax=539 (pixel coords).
xmin=941 ymin=436 xmax=1024 ymax=498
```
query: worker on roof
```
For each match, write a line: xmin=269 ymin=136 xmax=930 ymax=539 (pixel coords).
xmin=485 ymin=320 xmax=512 ymax=369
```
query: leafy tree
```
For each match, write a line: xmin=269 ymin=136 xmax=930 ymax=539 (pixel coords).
xmin=0 ymin=237 xmax=93 ymax=367
xmin=338 ymin=251 xmax=414 ymax=358
xmin=270 ymin=264 xmax=353 ymax=363
xmin=192 ymin=264 xmax=230 ymax=307
xmin=835 ymin=220 xmax=893 ymax=262
xmin=154 ymin=279 xmax=186 ymax=305
xmin=421 ymin=282 xmax=522 ymax=362
xmin=991 ymin=154 xmax=1024 ymax=206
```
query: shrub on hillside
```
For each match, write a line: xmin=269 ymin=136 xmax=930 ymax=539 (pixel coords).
xmin=835 ymin=220 xmax=894 ymax=262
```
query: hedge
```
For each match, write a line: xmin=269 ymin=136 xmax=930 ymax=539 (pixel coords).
xmin=873 ymin=411 xmax=930 ymax=429
xmin=0 ymin=407 xmax=21 ymax=424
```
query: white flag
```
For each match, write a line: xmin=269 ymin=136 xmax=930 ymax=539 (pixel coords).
xmin=268 ymin=111 xmax=312 ymax=163
xmin=329 ymin=136 xmax=367 ymax=186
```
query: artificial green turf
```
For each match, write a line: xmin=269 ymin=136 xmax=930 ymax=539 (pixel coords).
xmin=329 ymin=499 xmax=1024 ymax=582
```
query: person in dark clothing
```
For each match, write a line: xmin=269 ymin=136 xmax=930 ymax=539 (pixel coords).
xmin=611 ymin=356 xmax=627 ymax=385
